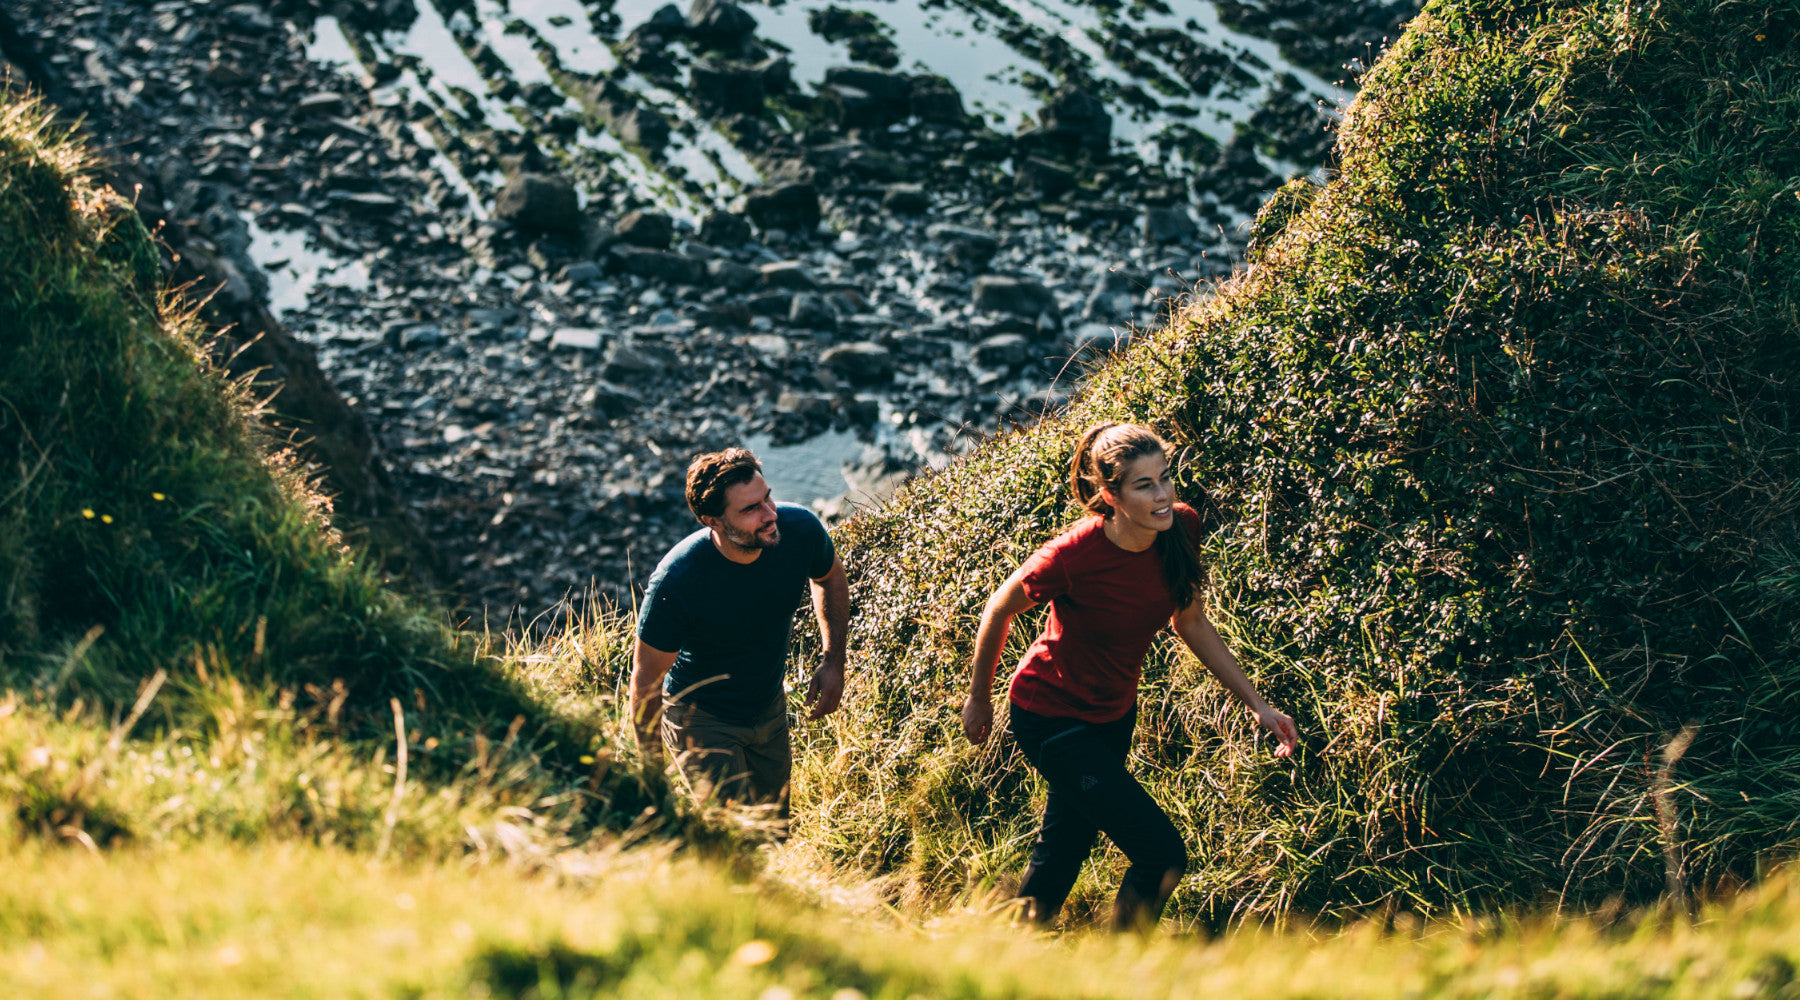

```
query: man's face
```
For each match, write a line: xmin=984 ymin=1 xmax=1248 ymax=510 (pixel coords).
xmin=707 ymin=473 xmax=780 ymax=550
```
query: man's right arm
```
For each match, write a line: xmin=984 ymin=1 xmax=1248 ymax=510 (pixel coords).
xmin=629 ymin=639 xmax=678 ymax=757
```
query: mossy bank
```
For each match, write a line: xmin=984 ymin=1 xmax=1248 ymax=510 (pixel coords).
xmin=799 ymin=0 xmax=1800 ymax=925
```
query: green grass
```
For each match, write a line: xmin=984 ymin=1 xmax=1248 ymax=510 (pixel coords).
xmin=4 ymin=838 xmax=1800 ymax=999
xmin=791 ymin=0 xmax=1800 ymax=925
xmin=0 ymin=93 xmax=720 ymax=862
xmin=7 ymin=1 xmax=1800 ymax=992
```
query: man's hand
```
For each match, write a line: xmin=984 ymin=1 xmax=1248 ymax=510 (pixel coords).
xmin=962 ymin=695 xmax=993 ymax=746
xmin=804 ymin=660 xmax=845 ymax=719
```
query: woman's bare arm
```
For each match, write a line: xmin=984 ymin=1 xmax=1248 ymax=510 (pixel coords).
xmin=1172 ymin=600 xmax=1299 ymax=756
xmin=962 ymin=567 xmax=1040 ymax=745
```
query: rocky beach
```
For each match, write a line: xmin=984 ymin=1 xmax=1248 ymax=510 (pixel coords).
xmin=0 ymin=0 xmax=1416 ymax=622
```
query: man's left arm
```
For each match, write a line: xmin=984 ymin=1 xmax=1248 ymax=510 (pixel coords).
xmin=805 ymin=553 xmax=849 ymax=719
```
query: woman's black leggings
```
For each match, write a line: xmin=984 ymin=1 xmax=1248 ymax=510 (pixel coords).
xmin=1008 ymin=703 xmax=1188 ymax=927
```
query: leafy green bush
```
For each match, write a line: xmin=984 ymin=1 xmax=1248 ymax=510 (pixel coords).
xmin=798 ymin=0 xmax=1800 ymax=923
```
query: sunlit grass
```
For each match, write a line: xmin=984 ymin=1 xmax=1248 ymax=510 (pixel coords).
xmin=3 ymin=837 xmax=1799 ymax=999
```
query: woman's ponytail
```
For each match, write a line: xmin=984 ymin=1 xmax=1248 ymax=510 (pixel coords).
xmin=1069 ymin=421 xmax=1119 ymax=514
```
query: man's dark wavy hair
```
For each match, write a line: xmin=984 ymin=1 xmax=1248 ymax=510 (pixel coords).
xmin=685 ymin=447 xmax=763 ymax=521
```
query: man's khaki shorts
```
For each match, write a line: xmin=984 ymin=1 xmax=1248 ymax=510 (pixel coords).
xmin=660 ymin=693 xmax=790 ymax=816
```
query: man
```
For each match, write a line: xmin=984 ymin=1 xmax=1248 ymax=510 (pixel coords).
xmin=630 ymin=447 xmax=849 ymax=814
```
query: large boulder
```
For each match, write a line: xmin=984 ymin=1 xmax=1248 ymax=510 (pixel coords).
xmin=494 ymin=173 xmax=579 ymax=235
xmin=1015 ymin=156 xmax=1078 ymax=199
xmin=744 ymin=181 xmax=821 ymax=234
xmin=927 ymin=223 xmax=999 ymax=271
xmin=689 ymin=60 xmax=765 ymax=116
xmin=972 ymin=275 xmax=1055 ymax=318
xmin=909 ymin=74 xmax=966 ymax=123
xmin=686 ymin=0 xmax=758 ymax=45
xmin=700 ymin=209 xmax=752 ymax=247
xmin=607 ymin=245 xmax=706 ymax=286
xmin=821 ymin=66 xmax=912 ymax=128
xmin=613 ymin=106 xmax=671 ymax=151
xmin=1040 ymin=85 xmax=1112 ymax=153
xmin=819 ymin=342 xmax=894 ymax=384
xmin=616 ymin=209 xmax=674 ymax=249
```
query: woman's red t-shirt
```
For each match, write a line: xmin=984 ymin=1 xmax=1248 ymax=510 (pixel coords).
xmin=1006 ymin=503 xmax=1200 ymax=723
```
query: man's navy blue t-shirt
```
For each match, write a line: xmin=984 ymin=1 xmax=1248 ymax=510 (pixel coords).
xmin=636 ymin=504 xmax=836 ymax=722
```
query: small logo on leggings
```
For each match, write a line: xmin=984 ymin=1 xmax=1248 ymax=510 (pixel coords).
xmin=1080 ymin=774 xmax=1099 ymax=792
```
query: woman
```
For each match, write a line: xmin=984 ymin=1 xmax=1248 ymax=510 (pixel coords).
xmin=962 ymin=422 xmax=1299 ymax=930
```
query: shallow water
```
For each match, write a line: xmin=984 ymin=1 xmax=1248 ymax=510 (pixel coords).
xmin=744 ymin=427 xmax=872 ymax=507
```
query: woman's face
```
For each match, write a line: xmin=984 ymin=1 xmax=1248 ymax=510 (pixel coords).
xmin=1104 ymin=450 xmax=1176 ymax=533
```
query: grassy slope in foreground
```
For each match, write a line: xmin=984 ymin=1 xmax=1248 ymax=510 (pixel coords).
xmin=0 ymin=95 xmax=695 ymax=858
xmin=3 ymin=840 xmax=1799 ymax=999
xmin=797 ymin=0 xmax=1800 ymax=924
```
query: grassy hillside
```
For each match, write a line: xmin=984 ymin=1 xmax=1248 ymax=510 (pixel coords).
xmin=798 ymin=0 xmax=1800 ymax=924
xmin=0 ymin=95 xmax=695 ymax=859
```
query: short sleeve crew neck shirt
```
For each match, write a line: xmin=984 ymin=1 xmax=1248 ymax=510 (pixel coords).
xmin=1007 ymin=503 xmax=1201 ymax=723
xmin=636 ymin=504 xmax=836 ymax=722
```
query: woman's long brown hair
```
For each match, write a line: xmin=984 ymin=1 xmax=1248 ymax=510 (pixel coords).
xmin=1069 ymin=422 xmax=1206 ymax=609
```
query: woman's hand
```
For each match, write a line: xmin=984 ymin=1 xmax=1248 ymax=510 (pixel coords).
xmin=962 ymin=696 xmax=994 ymax=746
xmin=1257 ymin=707 xmax=1299 ymax=757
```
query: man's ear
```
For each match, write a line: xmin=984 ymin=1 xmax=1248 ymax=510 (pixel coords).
xmin=698 ymin=514 xmax=720 ymax=532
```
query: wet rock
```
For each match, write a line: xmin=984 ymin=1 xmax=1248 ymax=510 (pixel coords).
xmin=776 ymin=389 xmax=832 ymax=421
xmin=495 ymin=173 xmax=580 ymax=236
xmin=759 ymin=260 xmax=818 ymax=290
xmin=809 ymin=6 xmax=882 ymax=40
xmin=707 ymin=257 xmax=760 ymax=290
xmin=551 ymin=327 xmax=605 ymax=351
xmin=221 ymin=4 xmax=275 ymax=34
xmin=974 ymin=332 xmax=1031 ymax=368
xmin=620 ymin=26 xmax=680 ymax=78
xmin=1143 ymin=205 xmax=1199 ymax=244
xmin=614 ymin=106 xmax=671 ymax=151
xmin=1040 ymin=85 xmax=1113 ymax=154
xmin=693 ymin=301 xmax=751 ymax=328
xmin=747 ymin=291 xmax=795 ymax=316
xmin=1016 ymin=156 xmax=1078 ymax=199
xmin=646 ymin=2 xmax=689 ymax=33
xmin=755 ymin=56 xmax=793 ymax=95
xmin=580 ymin=381 xmax=639 ymax=418
xmin=391 ymin=323 xmax=446 ymax=350
xmin=788 ymin=292 xmax=837 ymax=330
xmin=608 ymin=245 xmax=706 ymax=286
xmin=847 ymin=36 xmax=900 ymax=69
xmin=882 ymin=183 xmax=929 ymax=214
xmin=909 ymin=75 xmax=966 ymax=123
xmin=819 ymin=342 xmax=894 ymax=384
xmin=296 ymin=91 xmax=346 ymax=117
xmin=822 ymin=66 xmax=910 ymax=126
xmin=686 ymin=0 xmax=758 ymax=46
xmin=972 ymin=275 xmax=1055 ymax=318
xmin=700 ymin=209 xmax=751 ymax=247
xmin=927 ymin=224 xmax=1000 ymax=270
xmin=603 ymin=340 xmax=672 ymax=380
xmin=333 ymin=191 xmax=404 ymax=218
xmin=616 ymin=209 xmax=674 ymax=249
xmin=689 ymin=60 xmax=765 ymax=116
xmin=807 ymin=141 xmax=906 ymax=182
xmin=744 ymin=181 xmax=820 ymax=234
xmin=559 ymin=260 xmax=604 ymax=285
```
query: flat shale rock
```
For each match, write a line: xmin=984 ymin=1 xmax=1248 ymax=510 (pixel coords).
xmin=495 ymin=173 xmax=580 ymax=235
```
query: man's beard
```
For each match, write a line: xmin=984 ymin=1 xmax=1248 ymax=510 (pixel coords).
xmin=722 ymin=522 xmax=780 ymax=550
